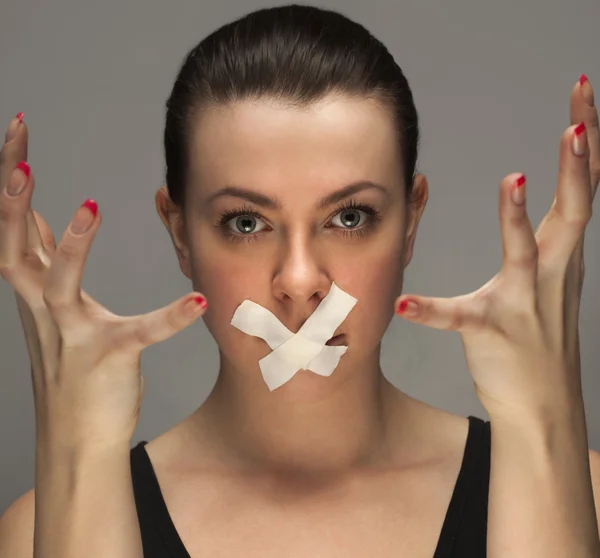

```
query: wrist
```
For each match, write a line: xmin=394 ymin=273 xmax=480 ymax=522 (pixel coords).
xmin=488 ymin=401 xmax=589 ymax=462
xmin=35 ymin=437 xmax=132 ymax=484
xmin=32 ymin=439 xmax=142 ymax=558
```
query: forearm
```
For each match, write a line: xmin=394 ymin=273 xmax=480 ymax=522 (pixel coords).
xmin=487 ymin=403 xmax=600 ymax=557
xmin=33 ymin=442 xmax=142 ymax=558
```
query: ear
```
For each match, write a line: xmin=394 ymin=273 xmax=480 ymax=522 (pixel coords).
xmin=403 ymin=173 xmax=429 ymax=268
xmin=155 ymin=186 xmax=193 ymax=279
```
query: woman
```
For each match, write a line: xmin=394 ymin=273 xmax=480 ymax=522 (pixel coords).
xmin=0 ymin=4 xmax=599 ymax=557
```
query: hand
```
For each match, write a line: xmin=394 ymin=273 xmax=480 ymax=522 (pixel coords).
xmin=0 ymin=115 xmax=209 ymax=450
xmin=395 ymin=75 xmax=599 ymax=419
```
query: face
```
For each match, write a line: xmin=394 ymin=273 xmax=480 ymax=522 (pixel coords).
xmin=156 ymin=95 xmax=428 ymax=385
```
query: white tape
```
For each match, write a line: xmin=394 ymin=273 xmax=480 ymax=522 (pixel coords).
xmin=230 ymin=282 xmax=358 ymax=391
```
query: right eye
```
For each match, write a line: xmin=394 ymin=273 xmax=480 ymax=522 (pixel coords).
xmin=225 ymin=214 xmax=268 ymax=235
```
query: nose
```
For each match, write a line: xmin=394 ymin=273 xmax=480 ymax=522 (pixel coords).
xmin=272 ymin=234 xmax=332 ymax=309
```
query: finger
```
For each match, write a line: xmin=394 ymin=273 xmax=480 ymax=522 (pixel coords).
xmin=1 ymin=117 xmax=28 ymax=189
xmin=571 ymin=75 xmax=599 ymax=196
xmin=0 ymin=162 xmax=33 ymax=280
xmin=1 ymin=116 xmax=48 ymax=258
xmin=2 ymin=113 xmax=27 ymax=165
xmin=122 ymin=293 xmax=208 ymax=351
xmin=395 ymin=292 xmax=478 ymax=332
xmin=4 ymin=111 xmax=24 ymax=138
xmin=43 ymin=199 xmax=101 ymax=320
xmin=497 ymin=173 xmax=538 ymax=300
xmin=537 ymin=123 xmax=592 ymax=270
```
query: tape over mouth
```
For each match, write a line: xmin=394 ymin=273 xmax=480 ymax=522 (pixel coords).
xmin=230 ymin=282 xmax=358 ymax=390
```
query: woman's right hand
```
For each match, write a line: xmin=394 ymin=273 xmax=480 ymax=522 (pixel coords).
xmin=0 ymin=114 xmax=208 ymax=451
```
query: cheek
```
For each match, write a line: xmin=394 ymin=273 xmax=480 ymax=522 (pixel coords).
xmin=188 ymin=243 xmax=271 ymax=355
xmin=339 ymin=248 xmax=405 ymax=348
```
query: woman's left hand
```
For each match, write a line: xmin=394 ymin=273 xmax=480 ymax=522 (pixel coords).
xmin=395 ymin=75 xmax=599 ymax=419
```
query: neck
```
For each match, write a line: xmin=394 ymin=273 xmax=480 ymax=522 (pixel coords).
xmin=193 ymin=347 xmax=410 ymax=476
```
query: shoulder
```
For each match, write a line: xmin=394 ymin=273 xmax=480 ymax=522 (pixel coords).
xmin=586 ymin=449 xmax=600 ymax=537
xmin=588 ymin=449 xmax=600 ymax=509
xmin=0 ymin=488 xmax=35 ymax=557
xmin=387 ymin=395 xmax=472 ymax=468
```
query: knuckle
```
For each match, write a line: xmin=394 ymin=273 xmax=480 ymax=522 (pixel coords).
xmin=507 ymin=249 xmax=538 ymax=270
xmin=131 ymin=325 xmax=152 ymax=349
xmin=0 ymin=262 xmax=20 ymax=282
xmin=507 ymin=213 xmax=526 ymax=228
xmin=0 ymin=146 xmax=11 ymax=166
xmin=42 ymin=288 xmax=67 ymax=312
xmin=164 ymin=310 xmax=182 ymax=333
xmin=55 ymin=241 xmax=81 ymax=264
xmin=561 ymin=214 xmax=590 ymax=232
xmin=575 ymin=213 xmax=592 ymax=229
xmin=0 ymin=199 xmax=20 ymax=222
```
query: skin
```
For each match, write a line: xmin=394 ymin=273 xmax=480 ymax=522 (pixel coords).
xmin=155 ymin=94 xmax=432 ymax=475
xmin=2 ymin=78 xmax=600 ymax=556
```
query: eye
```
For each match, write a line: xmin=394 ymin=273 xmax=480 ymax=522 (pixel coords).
xmin=330 ymin=207 xmax=369 ymax=229
xmin=225 ymin=214 xmax=267 ymax=235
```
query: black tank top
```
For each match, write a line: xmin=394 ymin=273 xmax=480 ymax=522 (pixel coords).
xmin=130 ymin=415 xmax=491 ymax=557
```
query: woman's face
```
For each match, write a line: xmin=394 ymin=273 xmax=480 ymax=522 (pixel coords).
xmin=157 ymin=95 xmax=428 ymax=381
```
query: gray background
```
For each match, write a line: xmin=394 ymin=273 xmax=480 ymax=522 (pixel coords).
xmin=1 ymin=0 xmax=598 ymax=513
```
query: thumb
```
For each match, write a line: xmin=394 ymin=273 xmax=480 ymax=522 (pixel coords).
xmin=124 ymin=293 xmax=208 ymax=351
xmin=395 ymin=293 xmax=474 ymax=332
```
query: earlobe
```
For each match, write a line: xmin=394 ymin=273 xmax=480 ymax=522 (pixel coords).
xmin=155 ymin=186 xmax=193 ymax=279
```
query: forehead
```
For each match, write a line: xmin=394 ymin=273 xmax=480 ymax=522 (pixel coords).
xmin=188 ymin=95 xmax=403 ymax=199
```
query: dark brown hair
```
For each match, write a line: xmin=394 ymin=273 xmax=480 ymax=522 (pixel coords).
xmin=164 ymin=4 xmax=420 ymax=209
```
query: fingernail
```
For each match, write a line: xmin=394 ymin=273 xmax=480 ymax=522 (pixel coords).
xmin=70 ymin=199 xmax=98 ymax=235
xmin=511 ymin=174 xmax=526 ymax=205
xmin=15 ymin=112 xmax=24 ymax=124
xmin=6 ymin=161 xmax=30 ymax=196
xmin=186 ymin=296 xmax=208 ymax=315
xmin=397 ymin=299 xmax=418 ymax=316
xmin=572 ymin=122 xmax=586 ymax=156
xmin=579 ymin=74 xmax=594 ymax=107
xmin=194 ymin=296 xmax=208 ymax=310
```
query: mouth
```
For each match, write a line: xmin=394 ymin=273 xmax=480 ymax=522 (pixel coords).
xmin=325 ymin=333 xmax=346 ymax=346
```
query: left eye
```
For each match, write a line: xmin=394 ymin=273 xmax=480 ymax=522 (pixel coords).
xmin=226 ymin=214 xmax=268 ymax=235
xmin=330 ymin=208 xmax=368 ymax=229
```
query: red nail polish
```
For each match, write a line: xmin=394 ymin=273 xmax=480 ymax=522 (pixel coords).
xmin=514 ymin=174 xmax=526 ymax=188
xmin=397 ymin=300 xmax=408 ymax=313
xmin=194 ymin=296 xmax=208 ymax=310
xmin=397 ymin=299 xmax=418 ymax=316
xmin=16 ymin=160 xmax=30 ymax=178
xmin=574 ymin=122 xmax=586 ymax=136
xmin=580 ymin=74 xmax=588 ymax=86
xmin=81 ymin=199 xmax=98 ymax=217
xmin=15 ymin=112 xmax=24 ymax=123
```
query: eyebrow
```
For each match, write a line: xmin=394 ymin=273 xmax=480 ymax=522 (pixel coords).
xmin=206 ymin=181 xmax=390 ymax=209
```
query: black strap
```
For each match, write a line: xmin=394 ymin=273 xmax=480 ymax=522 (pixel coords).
xmin=131 ymin=441 xmax=191 ymax=557
xmin=433 ymin=415 xmax=491 ymax=557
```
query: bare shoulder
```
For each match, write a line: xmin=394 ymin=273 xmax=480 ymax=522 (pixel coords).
xmin=385 ymin=392 xmax=472 ymax=469
xmin=588 ymin=449 xmax=600 ymax=514
xmin=0 ymin=488 xmax=35 ymax=558
xmin=589 ymin=448 xmax=600 ymax=482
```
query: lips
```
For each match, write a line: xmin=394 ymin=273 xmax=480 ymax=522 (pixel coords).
xmin=325 ymin=333 xmax=346 ymax=346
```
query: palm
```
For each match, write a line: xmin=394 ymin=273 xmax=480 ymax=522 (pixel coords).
xmin=396 ymin=76 xmax=598 ymax=415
